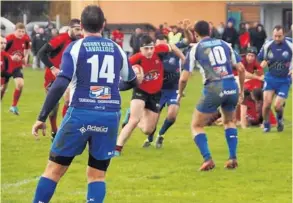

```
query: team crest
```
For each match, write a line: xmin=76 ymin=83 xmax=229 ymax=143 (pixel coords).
xmin=89 ymin=86 xmax=111 ymax=99
xmin=282 ymin=51 xmax=289 ymax=58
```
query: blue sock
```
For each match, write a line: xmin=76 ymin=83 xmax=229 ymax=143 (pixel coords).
xmin=87 ymin=181 xmax=106 ymax=203
xmin=147 ymin=127 xmax=156 ymax=142
xmin=33 ymin=176 xmax=57 ymax=203
xmin=276 ymin=109 xmax=283 ymax=121
xmin=264 ymin=121 xmax=271 ymax=129
xmin=225 ymin=128 xmax=238 ymax=159
xmin=159 ymin=119 xmax=175 ymax=136
xmin=194 ymin=133 xmax=211 ymax=161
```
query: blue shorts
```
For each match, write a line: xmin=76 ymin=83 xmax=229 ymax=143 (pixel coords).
xmin=159 ymin=89 xmax=178 ymax=111
xmin=197 ymin=80 xmax=239 ymax=113
xmin=51 ymin=107 xmax=121 ymax=160
xmin=263 ymin=76 xmax=291 ymax=98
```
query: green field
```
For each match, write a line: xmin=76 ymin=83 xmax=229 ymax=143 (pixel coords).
xmin=1 ymin=69 xmax=292 ymax=203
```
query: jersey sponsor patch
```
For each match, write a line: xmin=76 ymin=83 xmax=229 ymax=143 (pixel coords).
xmin=144 ymin=70 xmax=160 ymax=81
xmin=89 ymin=86 xmax=111 ymax=99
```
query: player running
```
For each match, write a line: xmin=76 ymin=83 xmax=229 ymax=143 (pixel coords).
xmin=258 ymin=25 xmax=292 ymax=133
xmin=115 ymin=35 xmax=185 ymax=156
xmin=1 ymin=36 xmax=22 ymax=99
xmin=4 ymin=23 xmax=30 ymax=115
xmin=38 ymin=19 xmax=82 ymax=140
xmin=178 ymin=21 xmax=245 ymax=171
xmin=31 ymin=5 xmax=137 ymax=203
xmin=142 ymin=34 xmax=189 ymax=148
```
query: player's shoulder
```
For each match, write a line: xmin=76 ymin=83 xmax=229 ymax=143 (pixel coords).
xmin=64 ymin=38 xmax=85 ymax=55
xmin=285 ymin=37 xmax=292 ymax=42
xmin=5 ymin=33 xmax=15 ymax=40
xmin=51 ymin=33 xmax=69 ymax=42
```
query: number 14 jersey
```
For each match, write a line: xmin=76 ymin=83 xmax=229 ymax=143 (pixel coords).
xmin=185 ymin=37 xmax=241 ymax=84
xmin=58 ymin=36 xmax=136 ymax=112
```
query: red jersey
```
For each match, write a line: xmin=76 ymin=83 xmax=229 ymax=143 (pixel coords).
xmin=1 ymin=51 xmax=13 ymax=85
xmin=111 ymin=30 xmax=124 ymax=47
xmin=129 ymin=44 xmax=171 ymax=94
xmin=5 ymin=34 xmax=30 ymax=69
xmin=243 ymin=98 xmax=277 ymax=125
xmin=44 ymin=33 xmax=74 ymax=86
xmin=233 ymin=57 xmax=263 ymax=76
xmin=244 ymin=79 xmax=263 ymax=91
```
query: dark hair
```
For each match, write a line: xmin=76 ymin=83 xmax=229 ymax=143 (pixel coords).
xmin=81 ymin=5 xmax=105 ymax=33
xmin=194 ymin=20 xmax=210 ymax=37
xmin=247 ymin=46 xmax=258 ymax=55
xmin=139 ymin=34 xmax=154 ymax=47
xmin=156 ymin=34 xmax=168 ymax=41
xmin=273 ymin=25 xmax=284 ymax=33
xmin=69 ymin=19 xmax=81 ymax=27
xmin=252 ymin=88 xmax=263 ymax=101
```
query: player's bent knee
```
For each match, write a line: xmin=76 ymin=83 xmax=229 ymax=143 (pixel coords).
xmin=128 ymin=117 xmax=140 ymax=127
xmin=43 ymin=160 xmax=69 ymax=182
xmin=88 ymin=154 xmax=111 ymax=172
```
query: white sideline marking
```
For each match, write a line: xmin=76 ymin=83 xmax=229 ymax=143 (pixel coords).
xmin=2 ymin=177 xmax=39 ymax=190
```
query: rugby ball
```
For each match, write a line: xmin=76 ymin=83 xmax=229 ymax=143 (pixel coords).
xmin=132 ymin=64 xmax=144 ymax=84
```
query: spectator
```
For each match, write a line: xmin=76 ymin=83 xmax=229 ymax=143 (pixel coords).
xmin=217 ymin=22 xmax=225 ymax=37
xmin=239 ymin=22 xmax=251 ymax=54
xmin=162 ymin=22 xmax=170 ymax=36
xmin=209 ymin=22 xmax=220 ymax=39
xmin=222 ymin=18 xmax=238 ymax=48
xmin=32 ymin=27 xmax=48 ymax=69
xmin=253 ymin=24 xmax=267 ymax=53
xmin=50 ymin=28 xmax=59 ymax=38
xmin=168 ymin=25 xmax=183 ymax=44
xmin=130 ymin=28 xmax=143 ymax=54
xmin=31 ymin=24 xmax=39 ymax=39
xmin=111 ymin=27 xmax=124 ymax=48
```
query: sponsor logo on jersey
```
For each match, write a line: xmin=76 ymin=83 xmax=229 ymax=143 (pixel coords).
xmin=222 ymin=89 xmax=237 ymax=95
xmin=144 ymin=70 xmax=160 ymax=81
xmin=213 ymin=66 xmax=228 ymax=76
xmin=89 ymin=86 xmax=111 ymax=99
xmin=79 ymin=125 xmax=108 ymax=134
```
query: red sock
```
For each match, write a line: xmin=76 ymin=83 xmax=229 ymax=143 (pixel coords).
xmin=49 ymin=114 xmax=58 ymax=133
xmin=115 ymin=145 xmax=123 ymax=152
xmin=12 ymin=89 xmax=22 ymax=106
xmin=62 ymin=104 xmax=69 ymax=117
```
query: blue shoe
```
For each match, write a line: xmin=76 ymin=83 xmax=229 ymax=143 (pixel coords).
xmin=121 ymin=108 xmax=130 ymax=128
xmin=114 ymin=150 xmax=121 ymax=157
xmin=277 ymin=119 xmax=284 ymax=132
xmin=263 ymin=122 xmax=271 ymax=133
xmin=9 ymin=106 xmax=19 ymax=115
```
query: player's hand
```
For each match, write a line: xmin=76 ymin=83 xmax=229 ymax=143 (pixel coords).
xmin=50 ymin=67 xmax=60 ymax=77
xmin=260 ymin=60 xmax=268 ymax=68
xmin=32 ymin=121 xmax=46 ymax=140
xmin=183 ymin=19 xmax=191 ymax=30
xmin=258 ymin=75 xmax=264 ymax=81
xmin=11 ymin=54 xmax=21 ymax=62
xmin=176 ymin=92 xmax=185 ymax=104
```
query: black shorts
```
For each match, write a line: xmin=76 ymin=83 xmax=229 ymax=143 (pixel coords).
xmin=1 ymin=67 xmax=23 ymax=84
xmin=132 ymin=88 xmax=161 ymax=113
